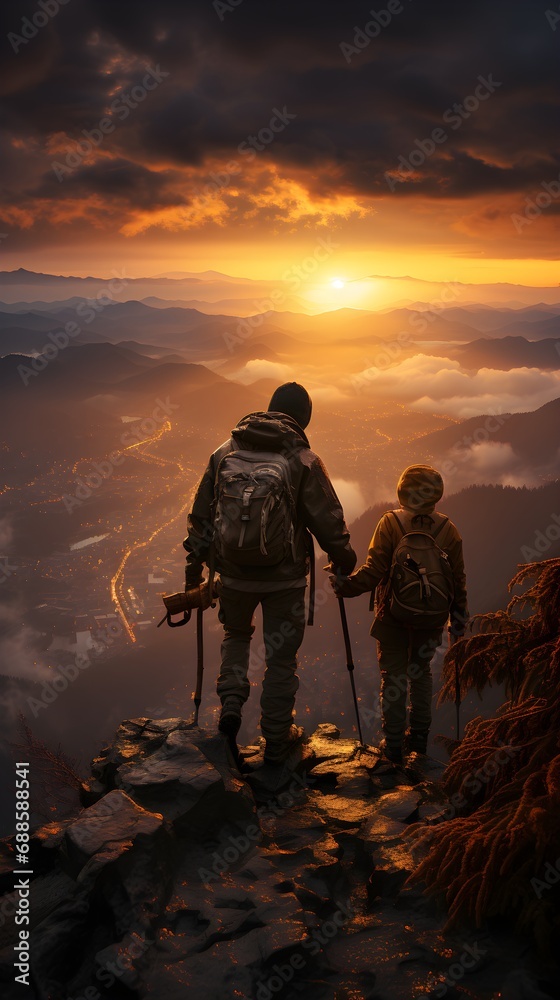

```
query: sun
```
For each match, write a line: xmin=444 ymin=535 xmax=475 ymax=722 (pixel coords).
xmin=331 ymin=278 xmax=345 ymax=289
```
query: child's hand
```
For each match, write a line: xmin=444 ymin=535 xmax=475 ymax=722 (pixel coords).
xmin=324 ymin=564 xmax=352 ymax=595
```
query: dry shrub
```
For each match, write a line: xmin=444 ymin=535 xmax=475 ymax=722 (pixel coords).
xmin=408 ymin=558 xmax=560 ymax=949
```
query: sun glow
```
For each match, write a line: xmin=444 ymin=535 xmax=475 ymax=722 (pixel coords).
xmin=303 ymin=275 xmax=376 ymax=310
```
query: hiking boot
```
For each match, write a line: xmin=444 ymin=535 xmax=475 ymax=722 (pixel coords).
xmin=405 ymin=730 xmax=429 ymax=755
xmin=379 ymin=738 xmax=403 ymax=766
xmin=264 ymin=725 xmax=305 ymax=766
xmin=218 ymin=698 xmax=242 ymax=739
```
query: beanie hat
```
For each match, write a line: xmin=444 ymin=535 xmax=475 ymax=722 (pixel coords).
xmin=268 ymin=382 xmax=312 ymax=429
xmin=397 ymin=464 xmax=444 ymax=514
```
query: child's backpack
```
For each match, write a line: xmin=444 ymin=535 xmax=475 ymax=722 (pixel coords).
xmin=387 ymin=511 xmax=454 ymax=628
xmin=213 ymin=450 xmax=297 ymax=567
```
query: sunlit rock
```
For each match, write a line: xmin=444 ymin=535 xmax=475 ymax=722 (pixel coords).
xmin=64 ymin=788 xmax=163 ymax=873
xmin=0 ymin=718 xmax=553 ymax=1000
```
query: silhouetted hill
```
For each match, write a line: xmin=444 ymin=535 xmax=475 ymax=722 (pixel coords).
xmin=45 ymin=342 xmax=161 ymax=382
xmin=381 ymin=308 xmax=480 ymax=342
xmin=0 ymin=268 xmax=73 ymax=284
xmin=0 ymin=352 xmax=101 ymax=397
xmin=456 ymin=336 xmax=560 ymax=370
xmin=416 ymin=396 xmax=560 ymax=465
xmin=0 ymin=360 xmax=115 ymax=467
xmin=251 ymin=327 xmax=304 ymax=351
xmin=0 ymin=324 xmax=109 ymax=356
xmin=269 ymin=307 xmax=480 ymax=343
xmin=0 ymin=342 xmax=163 ymax=394
xmin=0 ymin=309 xmax=70 ymax=333
xmin=492 ymin=315 xmax=560 ymax=339
xmin=0 ymin=347 xmax=249 ymax=473
xmin=116 ymin=361 xmax=228 ymax=396
xmin=440 ymin=304 xmax=560 ymax=332
xmin=116 ymin=339 xmax=188 ymax=359
xmin=49 ymin=300 xmax=222 ymax=339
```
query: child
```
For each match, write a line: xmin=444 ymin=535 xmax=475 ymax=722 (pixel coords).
xmin=333 ymin=465 xmax=468 ymax=764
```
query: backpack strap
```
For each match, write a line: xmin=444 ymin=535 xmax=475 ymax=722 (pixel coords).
xmin=390 ymin=510 xmax=406 ymax=536
xmin=391 ymin=509 xmax=448 ymax=539
xmin=213 ymin=452 xmax=227 ymax=499
xmin=207 ymin=536 xmax=216 ymax=603
xmin=433 ymin=515 xmax=449 ymax=539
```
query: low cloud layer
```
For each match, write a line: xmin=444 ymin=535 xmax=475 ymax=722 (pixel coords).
xmin=331 ymin=479 xmax=368 ymax=523
xmin=438 ymin=441 xmax=560 ymax=497
xmin=352 ymin=355 xmax=560 ymax=417
xmin=231 ymin=358 xmax=293 ymax=385
xmin=0 ymin=604 xmax=48 ymax=685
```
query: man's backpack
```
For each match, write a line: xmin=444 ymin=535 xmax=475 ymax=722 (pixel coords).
xmin=213 ymin=450 xmax=297 ymax=567
xmin=386 ymin=511 xmax=454 ymax=628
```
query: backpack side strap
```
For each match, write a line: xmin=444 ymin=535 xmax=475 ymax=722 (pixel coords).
xmin=433 ymin=515 xmax=449 ymax=539
xmin=390 ymin=510 xmax=406 ymax=536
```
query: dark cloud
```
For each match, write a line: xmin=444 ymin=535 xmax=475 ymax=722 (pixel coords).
xmin=34 ymin=159 xmax=187 ymax=209
xmin=0 ymin=0 xmax=558 ymax=236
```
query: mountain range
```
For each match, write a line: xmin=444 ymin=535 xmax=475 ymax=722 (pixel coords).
xmin=2 ymin=268 xmax=560 ymax=311
xmin=4 ymin=297 xmax=560 ymax=380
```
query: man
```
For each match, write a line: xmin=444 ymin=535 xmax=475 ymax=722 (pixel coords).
xmin=183 ymin=382 xmax=356 ymax=764
xmin=332 ymin=465 xmax=468 ymax=764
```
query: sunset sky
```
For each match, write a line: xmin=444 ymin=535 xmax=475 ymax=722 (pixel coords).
xmin=0 ymin=0 xmax=558 ymax=287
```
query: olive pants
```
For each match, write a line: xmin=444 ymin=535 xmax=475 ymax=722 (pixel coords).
xmin=216 ymin=583 xmax=307 ymax=743
xmin=375 ymin=625 xmax=442 ymax=749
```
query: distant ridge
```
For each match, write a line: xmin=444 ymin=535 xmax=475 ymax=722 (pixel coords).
xmin=2 ymin=268 xmax=560 ymax=311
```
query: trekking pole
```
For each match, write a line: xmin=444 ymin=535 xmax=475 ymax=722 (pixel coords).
xmin=338 ymin=597 xmax=365 ymax=747
xmin=449 ymin=631 xmax=461 ymax=739
xmin=193 ymin=606 xmax=204 ymax=725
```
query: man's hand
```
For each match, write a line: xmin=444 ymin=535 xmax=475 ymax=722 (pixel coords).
xmin=182 ymin=579 xmax=215 ymax=610
xmin=185 ymin=571 xmax=204 ymax=592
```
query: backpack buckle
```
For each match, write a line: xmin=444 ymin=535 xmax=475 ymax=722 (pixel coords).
xmin=241 ymin=484 xmax=256 ymax=520
xmin=419 ymin=566 xmax=432 ymax=598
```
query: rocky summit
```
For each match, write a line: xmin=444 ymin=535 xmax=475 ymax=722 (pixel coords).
xmin=0 ymin=720 xmax=553 ymax=1000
